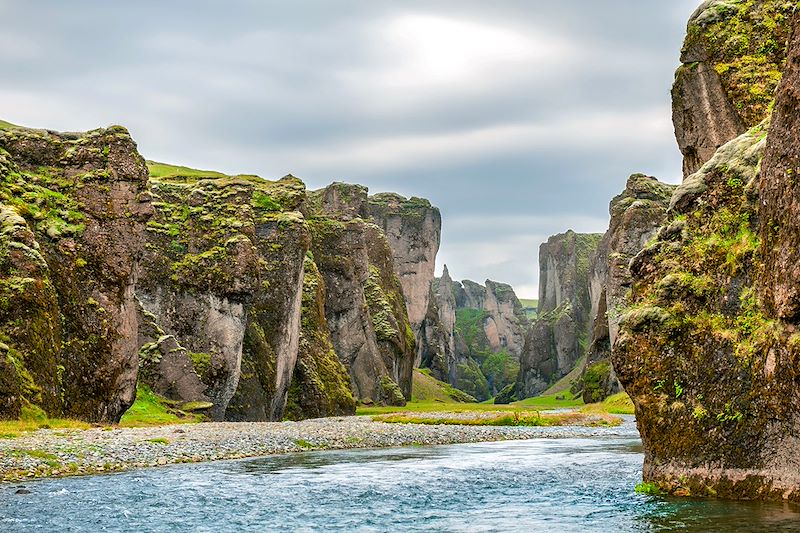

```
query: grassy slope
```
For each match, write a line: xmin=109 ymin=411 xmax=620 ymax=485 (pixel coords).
xmin=119 ymin=386 xmax=202 ymax=427
xmin=412 ymin=369 xmax=468 ymax=402
xmin=146 ymin=160 xmax=260 ymax=181
xmin=0 ymin=119 xmax=18 ymax=130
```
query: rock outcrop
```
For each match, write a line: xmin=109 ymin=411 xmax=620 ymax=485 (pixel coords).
xmin=368 ymin=193 xmax=441 ymax=366
xmin=421 ymin=276 xmax=528 ymax=401
xmin=306 ymin=183 xmax=415 ymax=406
xmin=515 ymin=231 xmax=603 ymax=398
xmin=672 ymin=0 xmax=793 ymax=176
xmin=613 ymin=9 xmax=800 ymax=501
xmin=0 ymin=120 xmax=435 ymax=423
xmin=0 ymin=126 xmax=151 ymax=422
xmin=580 ymin=174 xmax=675 ymax=403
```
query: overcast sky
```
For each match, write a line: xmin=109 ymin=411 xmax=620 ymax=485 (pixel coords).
xmin=2 ymin=0 xmax=702 ymax=297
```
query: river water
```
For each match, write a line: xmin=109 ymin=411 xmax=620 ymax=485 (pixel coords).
xmin=2 ymin=419 xmax=800 ymax=532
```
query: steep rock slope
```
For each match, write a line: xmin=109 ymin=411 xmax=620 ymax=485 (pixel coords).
xmin=580 ymin=174 xmax=675 ymax=403
xmin=673 ymin=0 xmax=793 ymax=176
xmin=0 ymin=126 xmax=151 ymax=422
xmin=441 ymin=278 xmax=528 ymax=400
xmin=417 ymin=265 xmax=457 ymax=384
xmin=368 ymin=193 xmax=441 ymax=366
xmin=515 ymin=231 xmax=603 ymax=398
xmin=307 ymin=183 xmax=415 ymax=405
xmin=612 ymin=6 xmax=800 ymax=501
xmin=137 ymin=173 xmax=309 ymax=422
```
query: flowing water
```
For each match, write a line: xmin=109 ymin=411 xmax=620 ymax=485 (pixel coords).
xmin=2 ymin=418 xmax=800 ymax=532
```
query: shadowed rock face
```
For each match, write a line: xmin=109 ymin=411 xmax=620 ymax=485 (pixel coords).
xmin=306 ymin=183 xmax=415 ymax=406
xmin=516 ymin=231 xmax=603 ymax=399
xmin=368 ymin=193 xmax=441 ymax=366
xmin=579 ymin=174 xmax=675 ymax=403
xmin=137 ymin=174 xmax=308 ymax=422
xmin=0 ymin=126 xmax=151 ymax=422
xmin=672 ymin=0 xmax=793 ymax=176
xmin=613 ymin=12 xmax=800 ymax=501
xmin=418 ymin=265 xmax=458 ymax=384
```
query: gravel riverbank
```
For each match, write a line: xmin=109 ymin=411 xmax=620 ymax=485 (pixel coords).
xmin=0 ymin=415 xmax=638 ymax=482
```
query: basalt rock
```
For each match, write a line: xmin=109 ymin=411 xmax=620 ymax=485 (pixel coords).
xmin=672 ymin=0 xmax=793 ymax=176
xmin=137 ymin=174 xmax=308 ymax=421
xmin=417 ymin=265 xmax=457 ymax=384
xmin=0 ymin=126 xmax=151 ymax=422
xmin=306 ymin=183 xmax=415 ymax=405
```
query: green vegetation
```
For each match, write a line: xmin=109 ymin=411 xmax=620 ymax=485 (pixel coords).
xmin=119 ymin=385 xmax=203 ymax=427
xmin=582 ymin=392 xmax=635 ymax=415
xmin=519 ymin=298 xmax=539 ymax=319
xmin=513 ymin=393 xmax=584 ymax=409
xmin=0 ymin=119 xmax=18 ymax=130
xmin=147 ymin=161 xmax=234 ymax=179
xmin=690 ymin=0 xmax=794 ymax=125
xmin=373 ymin=410 xmax=621 ymax=427
xmin=635 ymin=482 xmax=665 ymax=496
xmin=0 ymin=404 xmax=90 ymax=439
xmin=146 ymin=437 xmax=169 ymax=445
xmin=412 ymin=369 xmax=477 ymax=403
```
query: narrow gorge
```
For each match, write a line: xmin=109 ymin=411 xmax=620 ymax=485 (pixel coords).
xmin=4 ymin=0 xmax=800 ymax=511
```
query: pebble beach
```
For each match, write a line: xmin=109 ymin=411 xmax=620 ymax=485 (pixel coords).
xmin=0 ymin=414 xmax=634 ymax=483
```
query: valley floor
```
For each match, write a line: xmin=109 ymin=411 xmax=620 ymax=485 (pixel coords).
xmin=0 ymin=413 xmax=631 ymax=483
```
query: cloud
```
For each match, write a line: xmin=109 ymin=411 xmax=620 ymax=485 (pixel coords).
xmin=0 ymin=0 xmax=703 ymax=297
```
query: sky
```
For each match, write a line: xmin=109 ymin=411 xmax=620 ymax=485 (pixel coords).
xmin=1 ymin=0 xmax=702 ymax=298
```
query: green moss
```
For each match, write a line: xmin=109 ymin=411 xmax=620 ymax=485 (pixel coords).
xmin=119 ymin=385 xmax=202 ymax=427
xmin=380 ymin=375 xmax=406 ymax=406
xmin=689 ymin=0 xmax=794 ymax=125
xmin=582 ymin=361 xmax=612 ymax=403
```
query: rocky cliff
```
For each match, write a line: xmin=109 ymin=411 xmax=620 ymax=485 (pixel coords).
xmin=368 ymin=193 xmax=441 ymax=366
xmin=672 ymin=0 xmax=793 ymax=176
xmin=514 ymin=231 xmax=603 ymax=399
xmin=579 ymin=174 xmax=675 ymax=403
xmin=417 ymin=265 xmax=457 ymax=384
xmin=0 ymin=126 xmax=151 ymax=422
xmin=0 ymin=128 xmax=430 ymax=422
xmin=613 ymin=7 xmax=800 ymax=500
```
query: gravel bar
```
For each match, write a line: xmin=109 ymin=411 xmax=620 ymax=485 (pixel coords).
xmin=0 ymin=415 xmax=636 ymax=482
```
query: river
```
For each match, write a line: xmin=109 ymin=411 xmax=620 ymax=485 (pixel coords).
xmin=2 ymin=417 xmax=800 ymax=532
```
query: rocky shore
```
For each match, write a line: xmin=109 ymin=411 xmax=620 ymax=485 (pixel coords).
xmin=0 ymin=415 xmax=635 ymax=483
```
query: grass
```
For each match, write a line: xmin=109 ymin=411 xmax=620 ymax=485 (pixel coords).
xmin=519 ymin=298 xmax=539 ymax=319
xmin=357 ymin=401 xmax=544 ymax=416
xmin=119 ymin=386 xmax=203 ymax=427
xmin=596 ymin=392 xmax=635 ymax=415
xmin=146 ymin=160 xmax=259 ymax=181
xmin=412 ymin=369 xmax=476 ymax=403
xmin=146 ymin=437 xmax=170 ymax=445
xmin=512 ymin=393 xmax=584 ymax=409
xmin=0 ymin=405 xmax=90 ymax=439
xmin=374 ymin=410 xmax=621 ymax=427
xmin=0 ymin=119 xmax=19 ymax=130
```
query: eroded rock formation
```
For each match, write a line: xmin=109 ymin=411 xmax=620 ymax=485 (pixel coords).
xmin=672 ymin=0 xmax=792 ymax=176
xmin=515 ymin=231 xmax=603 ymax=398
xmin=613 ymin=7 xmax=800 ymax=501
xmin=0 ymin=126 xmax=151 ymax=422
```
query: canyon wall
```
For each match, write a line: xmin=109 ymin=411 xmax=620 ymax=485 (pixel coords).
xmin=0 ymin=131 xmax=429 ymax=422
xmin=613 ymin=3 xmax=800 ymax=500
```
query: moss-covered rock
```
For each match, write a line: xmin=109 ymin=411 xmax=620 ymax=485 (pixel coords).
xmin=613 ymin=42 xmax=800 ymax=497
xmin=285 ymin=257 xmax=356 ymax=420
xmin=673 ymin=0 xmax=793 ymax=175
xmin=0 ymin=125 xmax=151 ymax=422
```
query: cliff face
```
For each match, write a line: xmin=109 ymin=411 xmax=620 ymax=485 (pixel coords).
xmin=613 ymin=11 xmax=800 ymax=500
xmin=368 ymin=194 xmax=441 ymax=367
xmin=515 ymin=231 xmax=603 ymax=398
xmin=672 ymin=0 xmax=792 ymax=176
xmin=307 ymin=183 xmax=414 ymax=405
xmin=136 ymin=174 xmax=308 ymax=422
xmin=0 ymin=126 xmax=151 ymax=422
xmin=580 ymin=175 xmax=675 ymax=402
xmin=0 ymin=119 xmax=434 ymax=422
xmin=425 ymin=277 xmax=529 ymax=401
xmin=418 ymin=265 xmax=457 ymax=383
